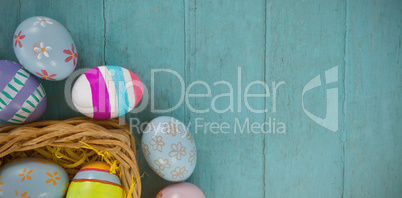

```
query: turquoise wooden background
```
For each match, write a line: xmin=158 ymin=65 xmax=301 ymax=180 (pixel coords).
xmin=0 ymin=0 xmax=401 ymax=197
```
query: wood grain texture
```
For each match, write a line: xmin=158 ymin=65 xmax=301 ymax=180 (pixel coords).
xmin=265 ymin=1 xmax=346 ymax=197
xmin=0 ymin=0 xmax=19 ymax=61
xmin=344 ymin=0 xmax=402 ymax=197
xmin=0 ymin=0 xmax=400 ymax=197
xmin=185 ymin=0 xmax=266 ymax=197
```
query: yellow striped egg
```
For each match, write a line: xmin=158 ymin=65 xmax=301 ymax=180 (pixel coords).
xmin=66 ymin=162 xmax=122 ymax=198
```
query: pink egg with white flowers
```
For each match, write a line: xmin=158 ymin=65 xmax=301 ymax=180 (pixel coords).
xmin=156 ymin=182 xmax=205 ymax=198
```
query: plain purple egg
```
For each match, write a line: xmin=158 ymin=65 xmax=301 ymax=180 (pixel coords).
xmin=0 ymin=60 xmax=47 ymax=124
xmin=156 ymin=182 xmax=205 ymax=198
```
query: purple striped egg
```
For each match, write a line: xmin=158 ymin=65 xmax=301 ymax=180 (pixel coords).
xmin=72 ymin=66 xmax=143 ymax=119
xmin=0 ymin=60 xmax=47 ymax=124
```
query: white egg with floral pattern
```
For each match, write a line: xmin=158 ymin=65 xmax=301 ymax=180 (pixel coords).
xmin=141 ymin=116 xmax=197 ymax=182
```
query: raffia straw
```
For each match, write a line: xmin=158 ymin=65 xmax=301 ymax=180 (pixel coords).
xmin=0 ymin=117 xmax=141 ymax=198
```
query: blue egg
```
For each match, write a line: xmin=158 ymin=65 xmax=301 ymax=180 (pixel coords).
xmin=0 ymin=158 xmax=69 ymax=198
xmin=141 ymin=116 xmax=197 ymax=182
xmin=13 ymin=16 xmax=77 ymax=81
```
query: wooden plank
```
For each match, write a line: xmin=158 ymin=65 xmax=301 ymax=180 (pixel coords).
xmin=344 ymin=0 xmax=402 ymax=197
xmin=265 ymin=0 xmax=346 ymax=197
xmin=185 ymin=0 xmax=266 ymax=197
xmin=19 ymin=0 xmax=105 ymax=121
xmin=0 ymin=0 xmax=19 ymax=61
xmin=0 ymin=0 xmax=19 ymax=125
xmin=104 ymin=0 xmax=186 ymax=197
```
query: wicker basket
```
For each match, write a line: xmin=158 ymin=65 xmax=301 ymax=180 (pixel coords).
xmin=0 ymin=117 xmax=141 ymax=198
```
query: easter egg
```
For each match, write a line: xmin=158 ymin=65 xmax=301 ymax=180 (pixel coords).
xmin=156 ymin=182 xmax=205 ymax=198
xmin=66 ymin=162 xmax=122 ymax=198
xmin=142 ymin=116 xmax=197 ymax=182
xmin=13 ymin=16 xmax=77 ymax=81
xmin=0 ymin=158 xmax=69 ymax=198
xmin=71 ymin=66 xmax=143 ymax=119
xmin=0 ymin=60 xmax=47 ymax=123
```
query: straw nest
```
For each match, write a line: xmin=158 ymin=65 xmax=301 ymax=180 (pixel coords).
xmin=0 ymin=117 xmax=141 ymax=198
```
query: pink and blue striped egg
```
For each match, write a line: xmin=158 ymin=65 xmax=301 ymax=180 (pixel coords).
xmin=72 ymin=66 xmax=143 ymax=119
